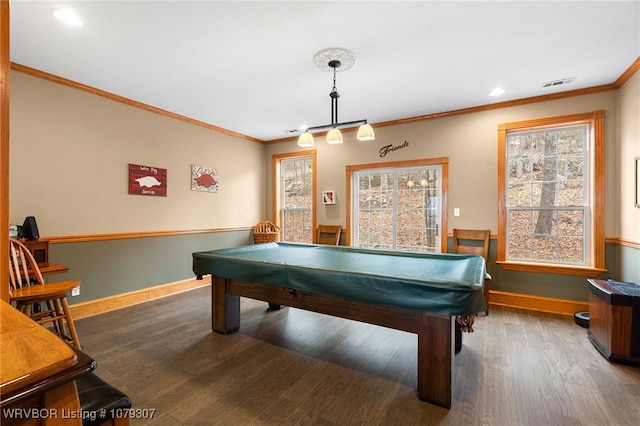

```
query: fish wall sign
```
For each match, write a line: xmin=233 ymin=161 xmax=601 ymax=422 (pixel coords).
xmin=128 ymin=163 xmax=167 ymax=197
xmin=191 ymin=165 xmax=219 ymax=193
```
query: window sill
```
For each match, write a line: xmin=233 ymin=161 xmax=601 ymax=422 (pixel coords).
xmin=496 ymin=261 xmax=607 ymax=277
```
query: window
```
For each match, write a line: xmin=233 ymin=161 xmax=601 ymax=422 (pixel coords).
xmin=273 ymin=151 xmax=316 ymax=243
xmin=497 ymin=111 xmax=606 ymax=276
xmin=347 ymin=158 xmax=448 ymax=252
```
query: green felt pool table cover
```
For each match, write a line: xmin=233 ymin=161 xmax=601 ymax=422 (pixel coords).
xmin=192 ymin=242 xmax=486 ymax=316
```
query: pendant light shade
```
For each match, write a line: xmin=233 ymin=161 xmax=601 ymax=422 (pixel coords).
xmin=297 ymin=132 xmax=315 ymax=147
xmin=326 ymin=128 xmax=343 ymax=144
xmin=356 ymin=123 xmax=375 ymax=141
xmin=292 ymin=48 xmax=374 ymax=146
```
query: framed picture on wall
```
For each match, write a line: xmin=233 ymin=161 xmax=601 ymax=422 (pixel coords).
xmin=636 ymin=156 xmax=640 ymax=208
xmin=192 ymin=165 xmax=219 ymax=193
xmin=323 ymin=191 xmax=336 ymax=205
xmin=128 ymin=163 xmax=167 ymax=197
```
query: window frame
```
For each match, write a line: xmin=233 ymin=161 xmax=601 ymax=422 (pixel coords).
xmin=352 ymin=164 xmax=444 ymax=252
xmin=497 ymin=111 xmax=606 ymax=276
xmin=272 ymin=150 xmax=317 ymax=242
xmin=346 ymin=157 xmax=449 ymax=251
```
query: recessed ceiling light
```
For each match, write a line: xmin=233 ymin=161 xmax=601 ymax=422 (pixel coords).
xmin=51 ymin=9 xmax=83 ymax=27
xmin=488 ymin=87 xmax=505 ymax=97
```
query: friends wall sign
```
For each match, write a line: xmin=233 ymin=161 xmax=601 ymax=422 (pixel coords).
xmin=379 ymin=140 xmax=409 ymax=158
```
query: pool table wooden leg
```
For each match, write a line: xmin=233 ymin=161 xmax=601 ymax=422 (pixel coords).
xmin=417 ymin=313 xmax=454 ymax=408
xmin=211 ymin=276 xmax=240 ymax=334
xmin=455 ymin=320 xmax=462 ymax=354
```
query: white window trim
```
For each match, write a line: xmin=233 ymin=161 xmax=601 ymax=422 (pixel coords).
xmin=497 ymin=111 xmax=606 ymax=277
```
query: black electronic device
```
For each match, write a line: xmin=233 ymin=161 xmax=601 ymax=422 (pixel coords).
xmin=22 ymin=216 xmax=40 ymax=240
xmin=574 ymin=311 xmax=589 ymax=328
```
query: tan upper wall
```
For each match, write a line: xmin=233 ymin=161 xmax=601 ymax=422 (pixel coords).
xmin=9 ymin=71 xmax=266 ymax=236
xmin=266 ymin=90 xmax=624 ymax=240
xmin=618 ymin=71 xmax=640 ymax=244
xmin=9 ymin=67 xmax=639 ymax=247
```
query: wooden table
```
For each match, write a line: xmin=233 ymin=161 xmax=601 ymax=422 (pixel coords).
xmin=36 ymin=263 xmax=70 ymax=277
xmin=193 ymin=242 xmax=486 ymax=409
xmin=0 ymin=300 xmax=95 ymax=424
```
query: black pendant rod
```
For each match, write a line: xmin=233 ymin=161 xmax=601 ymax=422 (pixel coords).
xmin=329 ymin=60 xmax=341 ymax=126
xmin=298 ymin=56 xmax=369 ymax=134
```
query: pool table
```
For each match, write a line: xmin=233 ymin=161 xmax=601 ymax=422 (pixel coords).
xmin=193 ymin=242 xmax=486 ymax=408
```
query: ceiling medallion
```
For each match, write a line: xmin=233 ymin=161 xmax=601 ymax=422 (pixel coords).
xmin=296 ymin=47 xmax=374 ymax=147
xmin=313 ymin=48 xmax=355 ymax=72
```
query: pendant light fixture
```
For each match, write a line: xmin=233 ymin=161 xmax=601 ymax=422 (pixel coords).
xmin=297 ymin=48 xmax=375 ymax=147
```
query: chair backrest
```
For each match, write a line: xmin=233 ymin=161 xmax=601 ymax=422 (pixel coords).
xmin=9 ymin=238 xmax=45 ymax=295
xmin=315 ymin=225 xmax=342 ymax=245
xmin=452 ymin=229 xmax=490 ymax=263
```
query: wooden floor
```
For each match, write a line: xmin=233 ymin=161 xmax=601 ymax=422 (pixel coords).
xmin=75 ymin=286 xmax=640 ymax=425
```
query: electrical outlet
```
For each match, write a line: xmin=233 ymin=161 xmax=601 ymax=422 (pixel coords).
xmin=454 ymin=208 xmax=460 ymax=217
xmin=72 ymin=286 xmax=80 ymax=297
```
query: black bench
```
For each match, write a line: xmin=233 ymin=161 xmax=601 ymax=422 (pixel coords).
xmin=76 ymin=373 xmax=132 ymax=426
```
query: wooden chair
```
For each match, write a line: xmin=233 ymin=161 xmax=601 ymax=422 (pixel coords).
xmin=9 ymin=238 xmax=82 ymax=348
xmin=452 ymin=229 xmax=491 ymax=315
xmin=315 ymin=225 xmax=342 ymax=245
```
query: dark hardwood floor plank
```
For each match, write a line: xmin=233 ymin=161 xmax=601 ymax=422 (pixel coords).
xmin=74 ymin=286 xmax=640 ymax=425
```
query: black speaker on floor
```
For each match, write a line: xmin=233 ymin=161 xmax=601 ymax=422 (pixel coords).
xmin=574 ymin=311 xmax=589 ymax=328
xmin=22 ymin=216 xmax=40 ymax=240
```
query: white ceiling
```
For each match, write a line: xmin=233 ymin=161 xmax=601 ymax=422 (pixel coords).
xmin=9 ymin=1 xmax=640 ymax=142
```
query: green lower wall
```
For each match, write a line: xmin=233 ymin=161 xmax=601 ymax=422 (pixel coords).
xmin=48 ymin=233 xmax=637 ymax=306
xmin=449 ymin=241 xmax=638 ymax=302
xmin=49 ymin=230 xmax=252 ymax=304
xmin=492 ymin=265 xmax=602 ymax=302
xmin=612 ymin=243 xmax=640 ymax=284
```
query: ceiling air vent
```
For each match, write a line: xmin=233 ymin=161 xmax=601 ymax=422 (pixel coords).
xmin=542 ymin=77 xmax=575 ymax=88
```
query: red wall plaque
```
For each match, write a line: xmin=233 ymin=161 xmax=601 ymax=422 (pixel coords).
xmin=128 ymin=163 xmax=167 ymax=197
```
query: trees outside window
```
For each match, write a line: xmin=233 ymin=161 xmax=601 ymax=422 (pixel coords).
xmin=348 ymin=158 xmax=448 ymax=253
xmin=274 ymin=151 xmax=316 ymax=243
xmin=497 ymin=111 xmax=606 ymax=276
